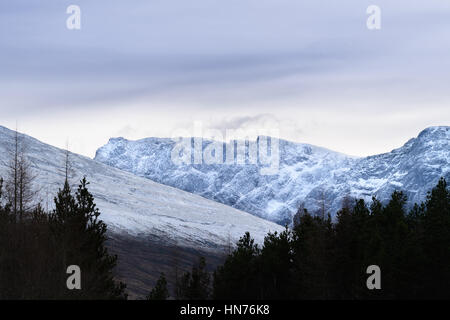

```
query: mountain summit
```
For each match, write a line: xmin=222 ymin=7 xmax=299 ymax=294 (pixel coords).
xmin=95 ymin=126 xmax=449 ymax=225
xmin=0 ymin=125 xmax=282 ymax=248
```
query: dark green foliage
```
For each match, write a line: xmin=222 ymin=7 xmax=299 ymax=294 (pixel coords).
xmin=212 ymin=178 xmax=450 ymax=300
xmin=0 ymin=177 xmax=127 ymax=300
xmin=333 ymin=199 xmax=372 ymax=299
xmin=213 ymin=232 xmax=261 ymax=299
xmin=292 ymin=212 xmax=334 ymax=299
xmin=50 ymin=177 xmax=127 ymax=299
xmin=422 ymin=178 xmax=450 ymax=298
xmin=176 ymin=256 xmax=211 ymax=300
xmin=259 ymin=228 xmax=294 ymax=299
xmin=147 ymin=273 xmax=169 ymax=300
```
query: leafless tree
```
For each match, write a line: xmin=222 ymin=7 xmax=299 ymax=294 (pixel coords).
xmin=5 ymin=129 xmax=37 ymax=221
xmin=64 ymin=141 xmax=73 ymax=183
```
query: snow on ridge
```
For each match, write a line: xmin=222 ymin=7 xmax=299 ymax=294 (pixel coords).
xmin=95 ymin=126 xmax=450 ymax=225
xmin=0 ymin=126 xmax=283 ymax=250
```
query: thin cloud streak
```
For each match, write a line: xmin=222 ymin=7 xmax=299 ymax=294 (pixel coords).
xmin=0 ymin=0 xmax=449 ymax=157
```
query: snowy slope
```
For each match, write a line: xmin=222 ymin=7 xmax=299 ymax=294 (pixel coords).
xmin=0 ymin=126 xmax=283 ymax=250
xmin=95 ymin=126 xmax=450 ymax=225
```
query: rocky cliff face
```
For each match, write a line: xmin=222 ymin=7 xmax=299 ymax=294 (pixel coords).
xmin=95 ymin=127 xmax=450 ymax=225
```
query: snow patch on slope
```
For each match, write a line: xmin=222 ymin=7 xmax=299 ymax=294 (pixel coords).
xmin=0 ymin=126 xmax=283 ymax=250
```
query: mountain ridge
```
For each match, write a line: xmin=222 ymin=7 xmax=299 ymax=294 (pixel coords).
xmin=0 ymin=125 xmax=283 ymax=249
xmin=95 ymin=126 xmax=450 ymax=224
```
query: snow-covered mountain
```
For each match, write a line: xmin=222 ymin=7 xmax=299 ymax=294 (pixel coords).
xmin=95 ymin=126 xmax=450 ymax=225
xmin=0 ymin=125 xmax=283 ymax=249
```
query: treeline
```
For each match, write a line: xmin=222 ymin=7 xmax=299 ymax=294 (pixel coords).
xmin=1 ymin=131 xmax=448 ymax=300
xmin=0 ymin=130 xmax=126 ymax=299
xmin=148 ymin=178 xmax=450 ymax=300
xmin=0 ymin=178 xmax=127 ymax=299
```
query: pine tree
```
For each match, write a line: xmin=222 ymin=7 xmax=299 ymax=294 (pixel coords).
xmin=291 ymin=211 xmax=334 ymax=299
xmin=50 ymin=177 xmax=127 ymax=299
xmin=147 ymin=273 xmax=169 ymax=300
xmin=176 ymin=257 xmax=210 ymax=300
xmin=422 ymin=178 xmax=450 ymax=298
xmin=209 ymin=179 xmax=450 ymax=300
xmin=379 ymin=191 xmax=409 ymax=298
xmin=259 ymin=228 xmax=294 ymax=299
xmin=213 ymin=232 xmax=261 ymax=299
xmin=333 ymin=199 xmax=372 ymax=299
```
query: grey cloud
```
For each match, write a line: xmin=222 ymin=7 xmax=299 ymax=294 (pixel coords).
xmin=0 ymin=0 xmax=449 ymax=116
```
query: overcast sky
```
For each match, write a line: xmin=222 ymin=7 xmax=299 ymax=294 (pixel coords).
xmin=1 ymin=0 xmax=449 ymax=157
